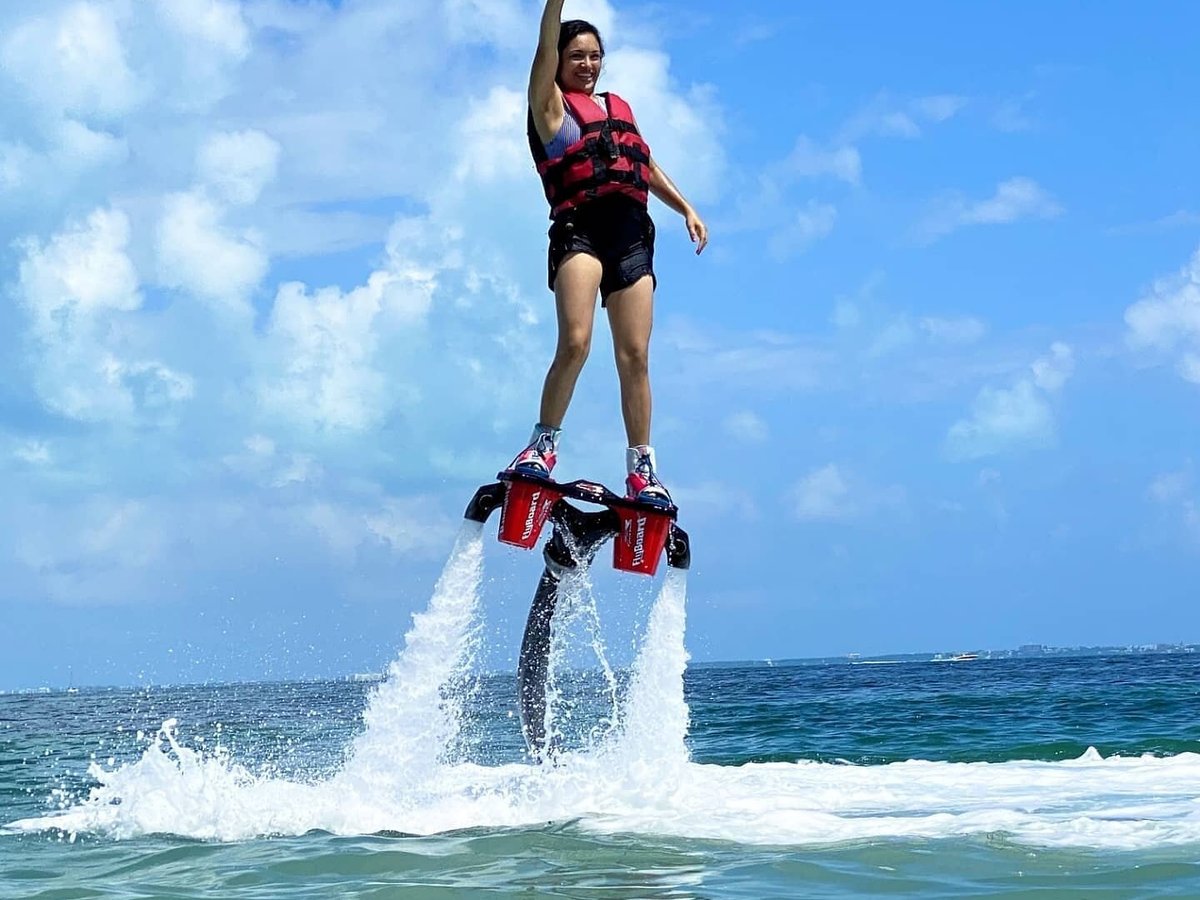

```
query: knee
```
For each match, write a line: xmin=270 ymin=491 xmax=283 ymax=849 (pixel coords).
xmin=615 ymin=344 xmax=649 ymax=376
xmin=555 ymin=331 xmax=591 ymax=369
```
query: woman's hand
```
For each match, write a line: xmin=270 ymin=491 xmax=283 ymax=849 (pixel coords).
xmin=686 ymin=208 xmax=708 ymax=255
xmin=647 ymin=159 xmax=708 ymax=254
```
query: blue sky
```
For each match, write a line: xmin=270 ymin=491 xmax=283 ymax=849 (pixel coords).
xmin=3 ymin=0 xmax=1199 ymax=690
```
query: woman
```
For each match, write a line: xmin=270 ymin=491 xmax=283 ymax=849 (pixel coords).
xmin=508 ymin=0 xmax=708 ymax=509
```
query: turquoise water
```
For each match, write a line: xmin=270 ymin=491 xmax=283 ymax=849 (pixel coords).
xmin=4 ymin=527 xmax=1200 ymax=897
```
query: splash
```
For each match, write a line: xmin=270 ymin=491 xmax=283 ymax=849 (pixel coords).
xmin=335 ymin=521 xmax=485 ymax=797
xmin=540 ymin=566 xmax=622 ymax=756
xmin=612 ymin=568 xmax=690 ymax=766
xmin=8 ymin=522 xmax=493 ymax=841
xmin=48 ymin=719 xmax=318 ymax=841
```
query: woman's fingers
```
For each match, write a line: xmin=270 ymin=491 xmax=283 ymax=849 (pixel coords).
xmin=688 ymin=214 xmax=708 ymax=255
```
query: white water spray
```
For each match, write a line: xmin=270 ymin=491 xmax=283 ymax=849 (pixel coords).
xmin=336 ymin=522 xmax=485 ymax=795
xmin=540 ymin=567 xmax=622 ymax=754
xmin=609 ymin=568 xmax=690 ymax=767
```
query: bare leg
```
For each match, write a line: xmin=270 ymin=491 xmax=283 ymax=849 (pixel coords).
xmin=604 ymin=274 xmax=655 ymax=446
xmin=538 ymin=252 xmax=603 ymax=428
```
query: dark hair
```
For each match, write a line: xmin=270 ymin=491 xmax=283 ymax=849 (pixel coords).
xmin=557 ymin=20 xmax=605 ymax=85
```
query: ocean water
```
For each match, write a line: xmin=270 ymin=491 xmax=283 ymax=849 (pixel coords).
xmin=4 ymin=525 xmax=1200 ymax=897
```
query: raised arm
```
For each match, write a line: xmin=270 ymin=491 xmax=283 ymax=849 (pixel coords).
xmin=528 ymin=0 xmax=566 ymax=143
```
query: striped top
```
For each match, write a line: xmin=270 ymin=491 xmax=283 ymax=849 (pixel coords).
xmin=543 ymin=95 xmax=609 ymax=159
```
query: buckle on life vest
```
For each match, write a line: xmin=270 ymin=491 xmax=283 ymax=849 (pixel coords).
xmin=599 ymin=123 xmax=620 ymax=160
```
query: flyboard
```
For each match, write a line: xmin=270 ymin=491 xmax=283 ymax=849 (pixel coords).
xmin=466 ymin=470 xmax=690 ymax=756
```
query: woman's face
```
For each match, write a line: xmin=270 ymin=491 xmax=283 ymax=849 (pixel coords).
xmin=559 ymin=33 xmax=602 ymax=93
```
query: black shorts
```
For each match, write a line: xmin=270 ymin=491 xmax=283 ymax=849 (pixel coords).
xmin=547 ymin=196 xmax=656 ymax=306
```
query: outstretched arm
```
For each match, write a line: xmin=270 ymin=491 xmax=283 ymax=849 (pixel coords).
xmin=648 ymin=158 xmax=709 ymax=255
xmin=528 ymin=0 xmax=566 ymax=142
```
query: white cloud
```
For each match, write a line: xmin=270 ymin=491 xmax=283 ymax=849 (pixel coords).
xmin=365 ymin=498 xmax=457 ymax=557
xmin=946 ymin=343 xmax=1074 ymax=460
xmin=789 ymin=464 xmax=906 ymax=523
xmin=148 ymin=0 xmax=250 ymax=109
xmin=792 ymin=464 xmax=853 ymax=521
xmin=13 ymin=440 xmax=51 ymax=466
xmin=1149 ymin=470 xmax=1191 ymax=505
xmin=1148 ymin=467 xmax=1200 ymax=547
xmin=866 ymin=317 xmax=917 ymax=358
xmin=662 ymin=318 xmax=835 ymax=393
xmin=1109 ymin=211 xmax=1200 ymax=237
xmin=1031 ymin=341 xmax=1074 ymax=392
xmin=155 ymin=129 xmax=280 ymax=314
xmin=153 ymin=0 xmax=249 ymax=58
xmin=306 ymin=496 xmax=456 ymax=564
xmin=221 ymin=434 xmax=275 ymax=478
xmin=156 ymin=191 xmax=267 ymax=314
xmin=724 ymin=133 xmax=855 ymax=246
xmin=12 ymin=496 xmax=172 ymax=606
xmin=452 ymin=86 xmax=528 ymax=187
xmin=0 ymin=121 xmax=128 ymax=217
xmin=197 ymin=129 xmax=281 ymax=205
xmin=6 ymin=487 xmax=452 ymax=609
xmin=992 ymin=94 xmax=1036 ymax=133
xmin=54 ymin=118 xmax=129 ymax=169
xmin=1124 ymin=245 xmax=1200 ymax=385
xmin=671 ymin=480 xmax=758 ymax=522
xmin=221 ymin=434 xmax=323 ymax=488
xmin=917 ymin=177 xmax=1063 ymax=243
xmin=1 ymin=2 xmax=142 ymax=121
xmin=732 ymin=20 xmax=778 ymax=48
xmin=911 ymin=94 xmax=968 ymax=123
xmin=831 ymin=292 xmax=987 ymax=359
xmin=257 ymin=217 xmax=444 ymax=432
xmin=783 ymin=137 xmax=861 ymax=185
xmin=273 ymin=454 xmax=320 ymax=487
xmin=0 ymin=142 xmax=31 ymax=190
xmin=723 ymin=411 xmax=769 ymax=443
xmin=444 ymin=0 xmax=527 ymax=49
xmin=18 ymin=207 xmax=140 ymax=330
xmin=107 ymin=359 xmax=195 ymax=410
xmin=838 ymin=93 xmax=967 ymax=143
xmin=831 ymin=298 xmax=863 ymax=329
xmin=13 ymin=207 xmax=196 ymax=422
xmin=946 ymin=381 xmax=1054 ymax=460
xmin=554 ymin=0 xmax=615 ymax=42
xmin=245 ymin=434 xmax=275 ymax=456
xmin=966 ymin=177 xmax=1062 ymax=225
xmin=920 ymin=316 xmax=986 ymax=345
xmin=260 ymin=279 xmax=394 ymax=432
xmin=768 ymin=200 xmax=837 ymax=260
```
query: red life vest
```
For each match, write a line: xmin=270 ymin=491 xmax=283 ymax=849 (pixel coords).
xmin=528 ymin=91 xmax=652 ymax=219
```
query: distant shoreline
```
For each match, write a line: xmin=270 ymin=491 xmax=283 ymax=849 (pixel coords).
xmin=4 ymin=645 xmax=1197 ymax=694
xmin=694 ymin=643 xmax=1199 ymax=669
